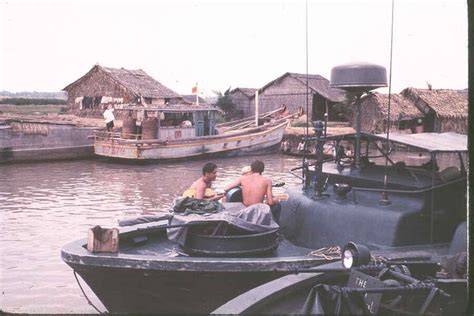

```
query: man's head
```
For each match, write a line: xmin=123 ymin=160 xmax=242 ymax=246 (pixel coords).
xmin=202 ymin=162 xmax=218 ymax=181
xmin=251 ymin=160 xmax=265 ymax=174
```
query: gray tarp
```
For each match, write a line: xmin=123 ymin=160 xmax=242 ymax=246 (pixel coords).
xmin=167 ymin=203 xmax=279 ymax=246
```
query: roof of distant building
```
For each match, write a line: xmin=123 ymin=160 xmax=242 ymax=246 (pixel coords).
xmin=63 ymin=64 xmax=182 ymax=99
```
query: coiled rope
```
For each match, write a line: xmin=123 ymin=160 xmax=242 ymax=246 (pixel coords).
xmin=309 ymin=246 xmax=341 ymax=260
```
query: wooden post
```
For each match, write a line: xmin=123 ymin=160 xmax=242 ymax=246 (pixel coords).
xmin=255 ymin=90 xmax=259 ymax=127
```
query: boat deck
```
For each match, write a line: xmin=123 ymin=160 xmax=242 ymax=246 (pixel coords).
xmin=120 ymin=231 xmax=316 ymax=258
xmin=62 ymin=221 xmax=336 ymax=272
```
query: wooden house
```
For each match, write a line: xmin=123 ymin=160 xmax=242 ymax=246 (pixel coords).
xmin=401 ymin=88 xmax=468 ymax=133
xmin=354 ymin=92 xmax=424 ymax=133
xmin=63 ymin=64 xmax=184 ymax=116
xmin=254 ymin=73 xmax=346 ymax=120
xmin=229 ymin=88 xmax=257 ymax=118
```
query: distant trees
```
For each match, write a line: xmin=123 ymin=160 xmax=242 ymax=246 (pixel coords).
xmin=0 ymin=90 xmax=67 ymax=99
xmin=0 ymin=98 xmax=67 ymax=105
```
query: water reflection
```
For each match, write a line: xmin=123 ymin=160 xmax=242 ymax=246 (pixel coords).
xmin=0 ymin=154 xmax=303 ymax=314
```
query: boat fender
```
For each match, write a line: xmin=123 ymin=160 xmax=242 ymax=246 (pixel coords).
xmin=225 ymin=187 xmax=243 ymax=203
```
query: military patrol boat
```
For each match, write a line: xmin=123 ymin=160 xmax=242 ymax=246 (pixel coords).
xmin=213 ymin=63 xmax=468 ymax=315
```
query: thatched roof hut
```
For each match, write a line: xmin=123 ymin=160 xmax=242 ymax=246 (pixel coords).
xmin=229 ymin=88 xmax=257 ymax=118
xmin=63 ymin=64 xmax=184 ymax=115
xmin=401 ymin=88 xmax=468 ymax=133
xmin=353 ymin=92 xmax=423 ymax=133
xmin=253 ymin=72 xmax=346 ymax=120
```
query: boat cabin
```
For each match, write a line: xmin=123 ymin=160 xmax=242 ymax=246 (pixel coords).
xmin=119 ymin=105 xmax=220 ymax=140
xmin=284 ymin=131 xmax=467 ymax=249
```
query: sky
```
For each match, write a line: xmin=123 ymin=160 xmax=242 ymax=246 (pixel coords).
xmin=0 ymin=0 xmax=468 ymax=96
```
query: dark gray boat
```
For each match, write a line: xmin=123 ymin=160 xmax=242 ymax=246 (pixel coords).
xmin=213 ymin=232 xmax=468 ymax=315
xmin=214 ymin=60 xmax=468 ymax=314
xmin=61 ymin=206 xmax=336 ymax=314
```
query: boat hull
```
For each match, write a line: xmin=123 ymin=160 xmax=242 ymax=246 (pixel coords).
xmin=94 ymin=121 xmax=287 ymax=160
xmin=213 ymin=246 xmax=468 ymax=315
xmin=0 ymin=121 xmax=94 ymax=163
xmin=61 ymin=222 xmax=332 ymax=314
xmin=69 ymin=263 xmax=288 ymax=314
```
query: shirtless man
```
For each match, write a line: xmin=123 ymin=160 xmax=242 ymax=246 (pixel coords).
xmin=189 ymin=162 xmax=223 ymax=201
xmin=224 ymin=160 xmax=281 ymax=221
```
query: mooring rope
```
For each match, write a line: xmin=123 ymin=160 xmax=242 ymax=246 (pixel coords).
xmin=309 ymin=246 xmax=387 ymax=264
xmin=73 ymin=270 xmax=107 ymax=314
xmin=309 ymin=246 xmax=341 ymax=260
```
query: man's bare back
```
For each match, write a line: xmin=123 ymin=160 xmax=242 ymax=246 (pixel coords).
xmin=224 ymin=160 xmax=281 ymax=222
xmin=240 ymin=173 xmax=273 ymax=206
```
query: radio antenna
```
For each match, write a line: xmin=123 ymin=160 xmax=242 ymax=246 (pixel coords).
xmin=303 ymin=0 xmax=310 ymax=187
xmin=380 ymin=0 xmax=395 ymax=205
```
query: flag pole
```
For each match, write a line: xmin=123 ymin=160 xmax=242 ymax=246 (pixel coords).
xmin=195 ymin=83 xmax=199 ymax=106
xmin=255 ymin=89 xmax=259 ymax=127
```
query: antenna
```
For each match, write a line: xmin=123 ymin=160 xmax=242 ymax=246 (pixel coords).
xmin=380 ymin=0 xmax=396 ymax=206
xmin=303 ymin=0 xmax=310 ymax=187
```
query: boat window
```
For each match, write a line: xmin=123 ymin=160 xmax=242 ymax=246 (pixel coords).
xmin=435 ymin=152 xmax=467 ymax=173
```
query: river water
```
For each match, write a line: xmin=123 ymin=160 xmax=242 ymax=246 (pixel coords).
xmin=0 ymin=154 xmax=304 ymax=314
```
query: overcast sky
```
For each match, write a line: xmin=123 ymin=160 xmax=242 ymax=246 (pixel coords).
xmin=0 ymin=0 xmax=468 ymax=96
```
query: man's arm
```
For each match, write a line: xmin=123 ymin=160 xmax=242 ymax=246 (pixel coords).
xmin=265 ymin=179 xmax=279 ymax=205
xmin=194 ymin=181 xmax=207 ymax=199
xmin=208 ymin=193 xmax=224 ymax=201
xmin=223 ymin=177 xmax=242 ymax=192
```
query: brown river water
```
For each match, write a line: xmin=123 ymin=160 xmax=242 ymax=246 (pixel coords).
xmin=0 ymin=154 xmax=303 ymax=314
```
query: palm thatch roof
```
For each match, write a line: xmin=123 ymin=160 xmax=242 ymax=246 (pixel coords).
xmin=260 ymin=72 xmax=345 ymax=102
xmin=401 ymin=88 xmax=468 ymax=118
xmin=63 ymin=64 xmax=181 ymax=99
xmin=361 ymin=92 xmax=423 ymax=120
xmin=231 ymin=88 xmax=257 ymax=98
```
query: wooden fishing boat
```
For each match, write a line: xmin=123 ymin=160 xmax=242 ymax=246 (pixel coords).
xmin=93 ymin=105 xmax=293 ymax=161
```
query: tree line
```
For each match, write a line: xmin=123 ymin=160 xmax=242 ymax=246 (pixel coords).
xmin=0 ymin=98 xmax=67 ymax=105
